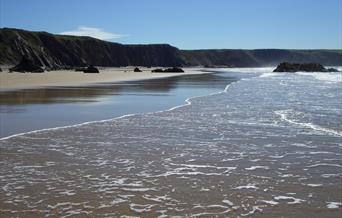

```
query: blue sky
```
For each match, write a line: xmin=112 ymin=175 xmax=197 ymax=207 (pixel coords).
xmin=1 ymin=0 xmax=341 ymax=49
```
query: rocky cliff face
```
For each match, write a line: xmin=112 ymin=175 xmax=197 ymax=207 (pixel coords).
xmin=0 ymin=28 xmax=184 ymax=68
xmin=1 ymin=28 xmax=341 ymax=68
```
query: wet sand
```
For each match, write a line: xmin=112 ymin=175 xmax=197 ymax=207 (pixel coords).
xmin=0 ymin=67 xmax=207 ymax=91
xmin=0 ymin=71 xmax=240 ymax=138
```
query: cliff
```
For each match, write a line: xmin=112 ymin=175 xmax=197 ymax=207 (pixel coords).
xmin=0 ymin=28 xmax=183 ymax=68
xmin=1 ymin=28 xmax=341 ymax=68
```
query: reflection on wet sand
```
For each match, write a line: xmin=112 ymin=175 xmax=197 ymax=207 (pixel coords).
xmin=0 ymin=74 xmax=228 ymax=105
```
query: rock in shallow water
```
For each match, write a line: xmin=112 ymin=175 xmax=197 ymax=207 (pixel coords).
xmin=151 ymin=67 xmax=184 ymax=73
xmin=273 ymin=62 xmax=338 ymax=72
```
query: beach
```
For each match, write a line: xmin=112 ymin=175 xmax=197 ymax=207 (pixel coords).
xmin=0 ymin=69 xmax=240 ymax=138
xmin=1 ymin=0 xmax=341 ymax=216
xmin=0 ymin=67 xmax=207 ymax=91
xmin=0 ymin=68 xmax=341 ymax=217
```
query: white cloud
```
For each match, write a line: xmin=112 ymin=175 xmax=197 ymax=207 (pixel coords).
xmin=60 ymin=26 xmax=126 ymax=40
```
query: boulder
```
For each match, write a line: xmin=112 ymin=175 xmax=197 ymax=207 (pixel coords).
xmin=0 ymin=67 xmax=2 ymax=72
xmin=151 ymin=67 xmax=184 ymax=73
xmin=163 ymin=67 xmax=184 ymax=73
xmin=151 ymin=68 xmax=164 ymax=73
xmin=9 ymin=56 xmax=44 ymax=73
xmin=273 ymin=62 xmax=338 ymax=72
xmin=327 ymin=68 xmax=339 ymax=72
xmin=134 ymin=67 xmax=142 ymax=72
xmin=83 ymin=65 xmax=99 ymax=73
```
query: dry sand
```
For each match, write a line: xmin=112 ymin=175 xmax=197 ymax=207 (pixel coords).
xmin=0 ymin=67 xmax=208 ymax=91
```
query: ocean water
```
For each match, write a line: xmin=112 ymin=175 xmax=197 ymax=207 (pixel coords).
xmin=0 ymin=68 xmax=341 ymax=217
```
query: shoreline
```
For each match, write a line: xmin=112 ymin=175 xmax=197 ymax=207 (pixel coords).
xmin=0 ymin=67 xmax=210 ymax=92
xmin=0 ymin=77 xmax=234 ymax=141
xmin=0 ymin=68 xmax=236 ymax=138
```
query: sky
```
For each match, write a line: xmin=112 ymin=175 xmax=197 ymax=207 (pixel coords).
xmin=0 ymin=0 xmax=341 ymax=49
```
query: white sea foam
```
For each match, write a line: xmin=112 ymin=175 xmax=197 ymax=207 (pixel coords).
xmin=327 ymin=202 xmax=342 ymax=209
xmin=275 ymin=110 xmax=342 ymax=137
xmin=297 ymin=71 xmax=342 ymax=83
xmin=292 ymin=143 xmax=317 ymax=148
xmin=241 ymin=206 xmax=263 ymax=216
xmin=259 ymin=72 xmax=279 ymax=78
xmin=122 ymin=187 xmax=157 ymax=192
xmin=260 ymin=200 xmax=279 ymax=205
xmin=274 ymin=196 xmax=305 ymax=204
xmin=129 ymin=203 xmax=156 ymax=213
xmin=245 ymin=166 xmax=270 ymax=170
xmin=304 ymin=183 xmax=323 ymax=187
xmin=234 ymin=184 xmax=259 ymax=190
xmin=321 ymin=174 xmax=341 ymax=178
xmin=309 ymin=151 xmax=333 ymax=154
xmin=307 ymin=163 xmax=342 ymax=168
xmin=220 ymin=67 xmax=274 ymax=74
xmin=170 ymin=163 xmax=236 ymax=170
xmin=222 ymin=199 xmax=234 ymax=206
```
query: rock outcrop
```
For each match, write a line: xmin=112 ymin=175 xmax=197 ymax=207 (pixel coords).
xmin=151 ymin=67 xmax=184 ymax=73
xmin=273 ymin=62 xmax=339 ymax=72
xmin=163 ymin=67 xmax=184 ymax=72
xmin=9 ymin=56 xmax=44 ymax=73
xmin=134 ymin=67 xmax=142 ymax=72
xmin=151 ymin=68 xmax=164 ymax=73
xmin=83 ymin=65 xmax=99 ymax=73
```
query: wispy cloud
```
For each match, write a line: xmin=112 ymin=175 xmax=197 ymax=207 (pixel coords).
xmin=60 ymin=26 xmax=126 ymax=40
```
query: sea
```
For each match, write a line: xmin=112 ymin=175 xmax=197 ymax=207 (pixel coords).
xmin=0 ymin=67 xmax=341 ymax=217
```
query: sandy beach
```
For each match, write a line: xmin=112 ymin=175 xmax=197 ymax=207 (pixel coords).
xmin=0 ymin=67 xmax=207 ymax=91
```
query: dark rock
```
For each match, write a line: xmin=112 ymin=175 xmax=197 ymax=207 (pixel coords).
xmin=151 ymin=67 xmax=184 ymax=73
xmin=163 ymin=67 xmax=184 ymax=73
xmin=134 ymin=67 xmax=142 ymax=72
xmin=151 ymin=68 xmax=164 ymax=73
xmin=273 ymin=62 xmax=338 ymax=72
xmin=0 ymin=67 xmax=2 ymax=72
xmin=9 ymin=56 xmax=44 ymax=73
xmin=327 ymin=68 xmax=339 ymax=72
xmin=83 ymin=65 xmax=99 ymax=73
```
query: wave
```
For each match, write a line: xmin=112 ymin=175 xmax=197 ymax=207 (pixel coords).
xmin=259 ymin=72 xmax=280 ymax=78
xmin=297 ymin=71 xmax=342 ymax=83
xmin=219 ymin=67 xmax=274 ymax=74
xmin=275 ymin=110 xmax=342 ymax=137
